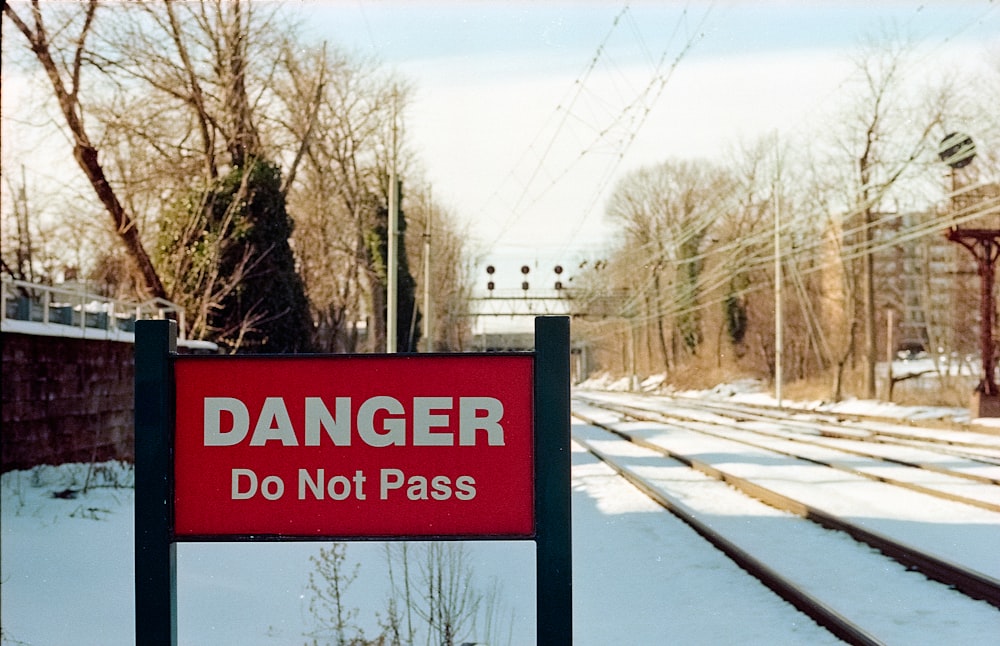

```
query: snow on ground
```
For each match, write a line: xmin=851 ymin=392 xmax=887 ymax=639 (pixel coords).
xmin=1 ymin=464 xmax=136 ymax=645
xmin=577 ymin=370 xmax=989 ymax=425
xmin=4 ymin=452 xmax=846 ymax=646
xmin=3 ymin=382 xmax=997 ymax=644
xmin=570 ymin=419 xmax=1000 ymax=644
xmin=568 ymin=441 xmax=842 ymax=645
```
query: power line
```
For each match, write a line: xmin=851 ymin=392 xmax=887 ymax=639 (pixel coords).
xmin=479 ymin=4 xmax=713 ymax=259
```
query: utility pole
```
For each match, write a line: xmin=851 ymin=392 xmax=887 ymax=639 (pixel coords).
xmin=774 ymin=193 xmax=783 ymax=407
xmin=423 ymin=192 xmax=433 ymax=352
xmin=884 ymin=309 xmax=894 ymax=400
xmin=773 ymin=142 xmax=784 ymax=408
xmin=862 ymin=202 xmax=877 ymax=398
xmin=387 ymin=174 xmax=399 ymax=354
xmin=387 ymin=96 xmax=399 ymax=354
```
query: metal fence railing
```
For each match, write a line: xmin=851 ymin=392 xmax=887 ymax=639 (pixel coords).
xmin=1 ymin=276 xmax=187 ymax=340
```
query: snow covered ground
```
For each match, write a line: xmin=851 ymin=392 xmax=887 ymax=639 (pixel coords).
xmin=578 ymin=370 xmax=991 ymax=426
xmin=2 ymin=454 xmax=845 ymax=645
xmin=572 ymin=396 xmax=1000 ymax=643
xmin=3 ymin=383 xmax=998 ymax=644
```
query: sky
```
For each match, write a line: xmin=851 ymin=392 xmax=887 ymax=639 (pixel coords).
xmin=3 ymin=2 xmax=999 ymax=301
xmin=285 ymin=1 xmax=1000 ymax=294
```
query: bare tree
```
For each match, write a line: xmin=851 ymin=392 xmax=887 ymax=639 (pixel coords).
xmin=3 ymin=0 xmax=166 ymax=298
xmin=416 ymin=543 xmax=480 ymax=646
xmin=284 ymin=47 xmax=419 ymax=352
xmin=2 ymin=169 xmax=36 ymax=282
xmin=5 ymin=1 xmax=473 ymax=352
xmin=402 ymin=192 xmax=474 ymax=352
xmin=839 ymin=35 xmax=946 ymax=396
xmin=604 ymin=160 xmax=736 ymax=375
xmin=302 ymin=542 xmax=514 ymax=646
xmin=83 ymin=0 xmax=315 ymax=351
xmin=606 ymin=164 xmax=674 ymax=374
xmin=381 ymin=542 xmax=513 ymax=646
xmin=306 ymin=544 xmax=362 ymax=646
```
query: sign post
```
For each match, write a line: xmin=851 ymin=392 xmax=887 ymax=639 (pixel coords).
xmin=134 ymin=319 xmax=177 ymax=644
xmin=135 ymin=316 xmax=571 ymax=644
xmin=534 ymin=316 xmax=573 ymax=644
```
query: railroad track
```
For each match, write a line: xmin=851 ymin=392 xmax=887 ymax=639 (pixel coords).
xmin=575 ymin=392 xmax=1000 ymax=510
xmin=571 ymin=394 xmax=1000 ymax=645
xmin=642 ymin=393 xmax=1000 ymax=463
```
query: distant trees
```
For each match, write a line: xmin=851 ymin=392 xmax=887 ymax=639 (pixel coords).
xmin=3 ymin=0 xmax=470 ymax=353
xmin=580 ymin=34 xmax=997 ymax=399
xmin=834 ymin=38 xmax=945 ymax=396
xmin=602 ymin=160 xmax=740 ymax=375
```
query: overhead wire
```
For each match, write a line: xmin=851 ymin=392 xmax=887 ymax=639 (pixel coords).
xmin=463 ymin=1 xmax=998 ymax=349
xmin=476 ymin=6 xmax=631 ymax=245
xmin=580 ymin=181 xmax=1000 ymax=348
xmin=577 ymin=0 xmax=1000 ymax=342
xmin=479 ymin=3 xmax=714 ymax=260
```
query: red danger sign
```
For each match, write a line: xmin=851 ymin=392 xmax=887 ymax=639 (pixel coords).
xmin=173 ymin=355 xmax=534 ymax=538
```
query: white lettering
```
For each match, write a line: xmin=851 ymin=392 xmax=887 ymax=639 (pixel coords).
xmin=455 ymin=475 xmax=476 ymax=500
xmin=352 ymin=470 xmax=367 ymax=500
xmin=413 ymin=397 xmax=453 ymax=446
xmin=326 ymin=475 xmax=352 ymax=500
xmin=407 ymin=475 xmax=429 ymax=500
xmin=358 ymin=396 xmax=406 ymax=447
xmin=305 ymin=397 xmax=351 ymax=446
xmin=249 ymin=397 xmax=297 ymax=446
xmin=459 ymin=397 xmax=505 ymax=446
xmin=380 ymin=468 xmax=405 ymax=499
xmin=299 ymin=468 xmax=367 ymax=500
xmin=431 ymin=475 xmax=452 ymax=500
xmin=299 ymin=468 xmax=324 ymax=500
xmin=260 ymin=475 xmax=284 ymax=500
xmin=232 ymin=468 xmax=257 ymax=499
xmin=203 ymin=395 xmax=509 ymax=447
xmin=205 ymin=398 xmax=250 ymax=446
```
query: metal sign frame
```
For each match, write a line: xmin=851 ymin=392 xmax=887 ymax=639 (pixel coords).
xmin=134 ymin=316 xmax=571 ymax=645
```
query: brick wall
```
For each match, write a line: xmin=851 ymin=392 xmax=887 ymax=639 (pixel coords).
xmin=2 ymin=333 xmax=135 ymax=472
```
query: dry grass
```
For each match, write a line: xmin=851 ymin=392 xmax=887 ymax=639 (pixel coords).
xmin=779 ymin=378 xmax=837 ymax=402
xmin=651 ymin=359 xmax=977 ymax=409
xmin=665 ymin=358 xmax=760 ymax=392
xmin=891 ymin=377 xmax=977 ymax=408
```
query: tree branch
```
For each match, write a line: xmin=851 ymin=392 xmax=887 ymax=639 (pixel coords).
xmin=4 ymin=0 xmax=168 ymax=299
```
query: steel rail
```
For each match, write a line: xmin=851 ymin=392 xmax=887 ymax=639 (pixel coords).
xmin=572 ymin=432 xmax=885 ymax=646
xmin=670 ymin=396 xmax=1000 ymax=467
xmin=618 ymin=403 xmax=1000 ymax=511
xmin=577 ymin=395 xmax=1000 ymax=508
xmin=573 ymin=408 xmax=1000 ymax=610
xmin=644 ymin=393 xmax=1000 ymax=449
